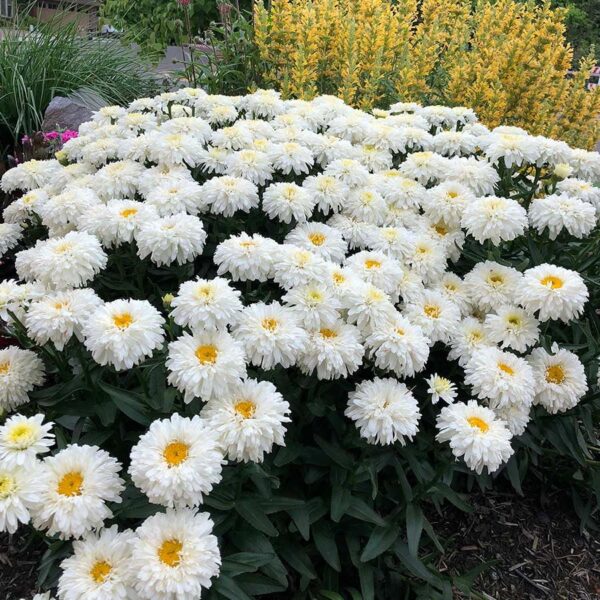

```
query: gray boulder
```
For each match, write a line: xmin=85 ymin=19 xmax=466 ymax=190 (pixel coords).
xmin=42 ymin=88 xmax=108 ymax=132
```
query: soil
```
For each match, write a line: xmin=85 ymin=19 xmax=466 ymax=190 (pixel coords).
xmin=2 ymin=488 xmax=599 ymax=599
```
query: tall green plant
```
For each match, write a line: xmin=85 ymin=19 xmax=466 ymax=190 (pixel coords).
xmin=0 ymin=13 xmax=158 ymax=151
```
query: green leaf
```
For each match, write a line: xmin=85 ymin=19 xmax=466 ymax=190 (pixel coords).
xmin=358 ymin=563 xmax=375 ymax=600
xmin=213 ymin=575 xmax=254 ymax=600
xmin=330 ymin=486 xmax=352 ymax=522
xmin=313 ymin=523 xmax=341 ymax=571
xmin=394 ymin=541 xmax=440 ymax=586
xmin=360 ymin=525 xmax=399 ymax=562
xmin=277 ymin=542 xmax=317 ymax=579
xmin=288 ymin=504 xmax=310 ymax=540
xmin=346 ymin=497 xmax=386 ymax=527
xmin=98 ymin=382 xmax=152 ymax=425
xmin=314 ymin=434 xmax=354 ymax=470
xmin=221 ymin=552 xmax=275 ymax=577
xmin=406 ymin=504 xmax=424 ymax=556
xmin=235 ymin=500 xmax=278 ymax=537
xmin=236 ymin=573 xmax=287 ymax=595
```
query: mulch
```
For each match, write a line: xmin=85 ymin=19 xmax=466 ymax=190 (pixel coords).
xmin=430 ymin=487 xmax=600 ymax=599
xmin=2 ymin=488 xmax=599 ymax=599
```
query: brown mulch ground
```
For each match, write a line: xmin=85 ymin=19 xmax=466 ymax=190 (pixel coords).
xmin=2 ymin=489 xmax=599 ymax=599
xmin=431 ymin=488 xmax=600 ymax=599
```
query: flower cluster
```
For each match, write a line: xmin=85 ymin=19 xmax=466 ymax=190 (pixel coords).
xmin=1 ymin=87 xmax=598 ymax=599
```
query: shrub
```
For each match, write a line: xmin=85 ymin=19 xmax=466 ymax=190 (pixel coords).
xmin=0 ymin=89 xmax=599 ymax=599
xmin=253 ymin=0 xmax=600 ymax=149
xmin=0 ymin=15 xmax=158 ymax=153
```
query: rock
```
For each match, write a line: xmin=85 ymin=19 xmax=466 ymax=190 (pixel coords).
xmin=42 ymin=89 xmax=108 ymax=132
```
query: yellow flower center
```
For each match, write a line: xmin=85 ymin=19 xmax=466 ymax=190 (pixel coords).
xmin=332 ymin=272 xmax=346 ymax=284
xmin=308 ymin=232 xmax=326 ymax=246
xmin=487 ymin=274 xmax=504 ymax=286
xmin=195 ymin=344 xmax=218 ymax=365
xmin=234 ymin=400 xmax=256 ymax=419
xmin=319 ymin=328 xmax=338 ymax=338
xmin=367 ymin=288 xmax=385 ymax=302
xmin=507 ymin=316 xmax=521 ymax=326
xmin=395 ymin=327 xmax=405 ymax=335
xmin=54 ymin=242 xmax=72 ymax=254
xmin=239 ymin=240 xmax=256 ymax=249
xmin=447 ymin=191 xmax=459 ymax=199
xmin=540 ymin=275 xmax=563 ymax=289
xmin=262 ymin=318 xmax=279 ymax=332
xmin=112 ymin=312 xmax=134 ymax=329
xmin=0 ymin=361 xmax=10 ymax=375
xmin=6 ymin=423 xmax=36 ymax=446
xmin=57 ymin=471 xmax=84 ymax=497
xmin=364 ymin=259 xmax=381 ymax=270
xmin=158 ymin=539 xmax=183 ymax=567
xmin=90 ymin=560 xmax=112 ymax=584
xmin=54 ymin=301 xmax=67 ymax=310
xmin=119 ymin=208 xmax=138 ymax=219
xmin=545 ymin=364 xmax=565 ymax=385
xmin=195 ymin=285 xmax=214 ymax=301
xmin=444 ymin=283 xmax=457 ymax=292
xmin=0 ymin=474 xmax=16 ymax=499
xmin=434 ymin=224 xmax=448 ymax=236
xmin=307 ymin=290 xmax=323 ymax=302
xmin=163 ymin=441 xmax=189 ymax=466
xmin=416 ymin=245 xmax=430 ymax=255
xmin=423 ymin=304 xmax=441 ymax=318
xmin=467 ymin=416 xmax=489 ymax=433
xmin=468 ymin=330 xmax=483 ymax=342
xmin=498 ymin=362 xmax=514 ymax=376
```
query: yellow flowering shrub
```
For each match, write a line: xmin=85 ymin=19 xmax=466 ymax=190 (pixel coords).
xmin=253 ymin=0 xmax=600 ymax=148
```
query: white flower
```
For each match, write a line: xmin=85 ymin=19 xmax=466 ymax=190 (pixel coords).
xmin=0 ymin=414 xmax=54 ymax=468
xmin=557 ymin=178 xmax=600 ymax=208
xmin=25 ymin=288 xmax=102 ymax=350
xmin=15 ymin=231 xmax=107 ymax=289
xmin=0 ymin=463 xmax=43 ymax=533
xmin=344 ymin=283 xmax=397 ymax=333
xmin=129 ymin=509 xmax=220 ymax=600
xmin=129 ymin=414 xmax=223 ymax=508
xmin=445 ymin=156 xmax=499 ymax=196
xmin=421 ymin=181 xmax=475 ymax=227
xmin=198 ymin=146 xmax=230 ymax=175
xmin=343 ymin=187 xmax=387 ymax=225
xmin=483 ymin=305 xmax=539 ymax=352
xmin=3 ymin=188 xmax=48 ymax=224
xmin=568 ymin=148 xmax=600 ymax=181
xmin=493 ymin=402 xmax=531 ymax=436
xmin=299 ymin=321 xmax=364 ymax=379
xmin=528 ymin=194 xmax=596 ymax=240
xmin=136 ymin=213 xmax=206 ymax=266
xmin=272 ymin=245 xmax=329 ymax=289
xmin=225 ymin=149 xmax=273 ymax=185
xmin=1 ymin=159 xmax=61 ymax=192
xmin=211 ymin=124 xmax=254 ymax=150
xmin=436 ymin=400 xmax=513 ymax=474
xmin=36 ymin=186 xmax=100 ymax=234
xmin=151 ymin=132 xmax=206 ymax=167
xmin=346 ymin=378 xmax=421 ymax=445
xmin=91 ymin=160 xmax=145 ymax=199
xmin=434 ymin=272 xmax=471 ymax=315
xmin=0 ymin=223 xmax=23 ymax=257
xmin=144 ymin=179 xmax=204 ymax=216
xmin=483 ymin=133 xmax=540 ymax=168
xmin=399 ymin=151 xmax=449 ymax=185
xmin=375 ymin=173 xmax=426 ymax=209
xmin=517 ymin=264 xmax=588 ymax=322
xmin=31 ymin=445 xmax=124 ymax=539
xmin=426 ymin=374 xmax=457 ymax=404
xmin=83 ymin=299 xmax=165 ymax=371
xmin=462 ymin=195 xmax=527 ymax=245
xmin=405 ymin=234 xmax=447 ymax=285
xmin=166 ymin=331 xmax=246 ymax=402
xmin=528 ymin=346 xmax=588 ymax=413
xmin=285 ymin=222 xmax=347 ymax=263
xmin=365 ymin=313 xmax=430 ymax=378
xmin=302 ymin=174 xmax=349 ymax=213
xmin=244 ymin=88 xmax=285 ymax=118
xmin=268 ymin=142 xmax=314 ymax=174
xmin=464 ymin=261 xmax=522 ymax=312
xmin=448 ymin=317 xmax=492 ymax=367
xmin=404 ymin=290 xmax=461 ymax=344
xmin=200 ymin=176 xmax=259 ymax=217
xmin=170 ymin=277 xmax=243 ymax=332
xmin=262 ymin=182 xmax=316 ymax=224
xmin=327 ymin=213 xmax=378 ymax=250
xmin=464 ymin=346 xmax=535 ymax=409
xmin=282 ymin=283 xmax=341 ymax=329
xmin=57 ymin=526 xmax=136 ymax=600
xmin=0 ymin=347 xmax=45 ymax=412
xmin=201 ymin=379 xmax=291 ymax=462
xmin=345 ymin=251 xmax=403 ymax=298
xmin=78 ymin=200 xmax=158 ymax=248
xmin=432 ymin=131 xmax=479 ymax=157
xmin=214 ymin=233 xmax=278 ymax=282
xmin=325 ymin=158 xmax=370 ymax=187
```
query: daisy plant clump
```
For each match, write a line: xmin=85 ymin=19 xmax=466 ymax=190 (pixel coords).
xmin=1 ymin=88 xmax=600 ymax=599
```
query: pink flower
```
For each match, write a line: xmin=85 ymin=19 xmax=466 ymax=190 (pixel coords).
xmin=43 ymin=131 xmax=60 ymax=142
xmin=61 ymin=130 xmax=79 ymax=142
xmin=21 ymin=135 xmax=31 ymax=145
xmin=178 ymin=0 xmax=191 ymax=5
